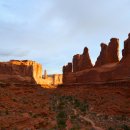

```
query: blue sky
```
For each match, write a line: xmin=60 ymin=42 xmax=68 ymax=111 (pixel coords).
xmin=0 ymin=0 xmax=130 ymax=74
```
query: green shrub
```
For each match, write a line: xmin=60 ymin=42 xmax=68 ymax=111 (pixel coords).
xmin=122 ymin=125 xmax=130 ymax=130
xmin=1 ymin=127 xmax=6 ymax=130
xmin=74 ymin=99 xmax=81 ymax=108
xmin=57 ymin=119 xmax=66 ymax=129
xmin=108 ymin=127 xmax=115 ymax=130
xmin=57 ymin=111 xmax=67 ymax=119
xmin=108 ymin=127 xmax=116 ymax=130
xmin=79 ymin=103 xmax=88 ymax=112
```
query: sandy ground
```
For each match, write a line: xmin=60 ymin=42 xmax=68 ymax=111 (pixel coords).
xmin=0 ymin=83 xmax=130 ymax=130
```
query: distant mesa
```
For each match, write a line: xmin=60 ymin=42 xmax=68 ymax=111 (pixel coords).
xmin=0 ymin=60 xmax=62 ymax=86
xmin=0 ymin=60 xmax=42 ymax=84
xmin=43 ymin=70 xmax=48 ymax=79
xmin=63 ymin=33 xmax=130 ymax=84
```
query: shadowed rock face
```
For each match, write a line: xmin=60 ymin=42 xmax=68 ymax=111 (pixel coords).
xmin=122 ymin=33 xmax=130 ymax=60
xmin=63 ymin=63 xmax=72 ymax=83
xmin=95 ymin=43 xmax=108 ymax=67
xmin=73 ymin=54 xmax=81 ymax=72
xmin=78 ymin=47 xmax=93 ymax=71
xmin=63 ymin=47 xmax=93 ymax=83
xmin=63 ymin=34 xmax=130 ymax=84
xmin=63 ymin=62 xmax=72 ymax=74
xmin=95 ymin=38 xmax=119 ymax=67
xmin=108 ymin=38 xmax=119 ymax=63
xmin=72 ymin=47 xmax=93 ymax=72
xmin=0 ymin=60 xmax=42 ymax=84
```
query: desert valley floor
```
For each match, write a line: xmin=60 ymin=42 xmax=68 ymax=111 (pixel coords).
xmin=0 ymin=83 xmax=130 ymax=130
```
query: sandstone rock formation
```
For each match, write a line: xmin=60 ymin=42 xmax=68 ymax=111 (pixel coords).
xmin=0 ymin=60 xmax=43 ymax=84
xmin=63 ymin=47 xmax=93 ymax=83
xmin=0 ymin=60 xmax=63 ymax=86
xmin=108 ymin=38 xmax=119 ymax=63
xmin=63 ymin=62 xmax=72 ymax=74
xmin=63 ymin=34 xmax=130 ymax=85
xmin=73 ymin=54 xmax=81 ymax=72
xmin=63 ymin=63 xmax=72 ymax=83
xmin=41 ymin=74 xmax=63 ymax=86
xmin=73 ymin=47 xmax=93 ymax=72
xmin=53 ymin=74 xmax=63 ymax=85
xmin=95 ymin=43 xmax=108 ymax=67
xmin=121 ymin=33 xmax=130 ymax=61
xmin=43 ymin=70 xmax=48 ymax=79
xmin=95 ymin=38 xmax=119 ymax=67
xmin=110 ymin=33 xmax=130 ymax=80
xmin=78 ymin=47 xmax=93 ymax=71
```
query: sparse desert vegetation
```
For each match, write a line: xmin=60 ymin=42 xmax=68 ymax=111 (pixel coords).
xmin=0 ymin=84 xmax=130 ymax=130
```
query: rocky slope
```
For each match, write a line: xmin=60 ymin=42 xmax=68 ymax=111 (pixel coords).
xmin=0 ymin=83 xmax=130 ymax=130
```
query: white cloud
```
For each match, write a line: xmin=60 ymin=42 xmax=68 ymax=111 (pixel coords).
xmin=0 ymin=0 xmax=129 ymax=73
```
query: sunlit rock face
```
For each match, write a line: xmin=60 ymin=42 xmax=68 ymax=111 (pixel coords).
xmin=53 ymin=74 xmax=63 ymax=85
xmin=0 ymin=60 xmax=43 ymax=84
xmin=41 ymin=74 xmax=63 ymax=86
xmin=0 ymin=60 xmax=63 ymax=86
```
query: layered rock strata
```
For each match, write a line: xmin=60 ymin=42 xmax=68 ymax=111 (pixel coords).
xmin=0 ymin=60 xmax=43 ymax=84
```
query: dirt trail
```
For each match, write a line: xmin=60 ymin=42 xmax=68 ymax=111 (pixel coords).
xmin=80 ymin=115 xmax=104 ymax=130
xmin=73 ymin=109 xmax=104 ymax=130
